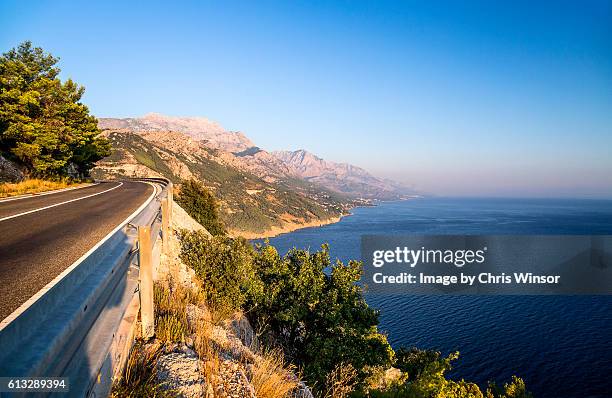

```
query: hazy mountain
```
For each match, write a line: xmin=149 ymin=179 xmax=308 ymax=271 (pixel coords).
xmin=98 ymin=113 xmax=415 ymax=201
xmin=273 ymin=149 xmax=415 ymax=200
xmin=99 ymin=113 xmax=254 ymax=153
xmin=99 ymin=114 xmax=296 ymax=184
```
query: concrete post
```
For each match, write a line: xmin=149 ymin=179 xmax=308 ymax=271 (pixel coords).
xmin=138 ymin=226 xmax=154 ymax=339
xmin=162 ymin=198 xmax=170 ymax=254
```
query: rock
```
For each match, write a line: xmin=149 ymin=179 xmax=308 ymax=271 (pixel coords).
xmin=229 ymin=313 xmax=256 ymax=349
xmin=186 ymin=304 xmax=211 ymax=329
xmin=155 ymin=203 xmax=207 ymax=290
xmin=99 ymin=113 xmax=256 ymax=153
xmin=65 ymin=162 xmax=81 ymax=179
xmin=292 ymin=381 xmax=315 ymax=398
xmin=172 ymin=203 xmax=210 ymax=235
xmin=156 ymin=352 xmax=205 ymax=397
xmin=0 ymin=155 xmax=24 ymax=183
xmin=211 ymin=326 xmax=229 ymax=348
xmin=217 ymin=359 xmax=256 ymax=398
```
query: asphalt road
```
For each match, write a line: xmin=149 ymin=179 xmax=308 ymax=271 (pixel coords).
xmin=0 ymin=181 xmax=153 ymax=321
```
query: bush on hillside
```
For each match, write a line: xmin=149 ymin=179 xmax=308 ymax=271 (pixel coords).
xmin=176 ymin=233 xmax=532 ymax=397
xmin=486 ymin=376 xmax=533 ymax=398
xmin=246 ymin=243 xmax=394 ymax=392
xmin=179 ymin=231 xmax=261 ymax=317
xmin=395 ymin=347 xmax=442 ymax=382
xmin=176 ymin=179 xmax=226 ymax=236
xmin=368 ymin=349 xmax=532 ymax=398
xmin=0 ymin=42 xmax=110 ymax=178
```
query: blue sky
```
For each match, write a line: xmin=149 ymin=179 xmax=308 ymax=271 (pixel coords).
xmin=1 ymin=1 xmax=611 ymax=197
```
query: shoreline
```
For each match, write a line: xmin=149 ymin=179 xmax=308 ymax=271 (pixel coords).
xmin=231 ymin=213 xmax=350 ymax=240
xmin=230 ymin=197 xmax=418 ymax=240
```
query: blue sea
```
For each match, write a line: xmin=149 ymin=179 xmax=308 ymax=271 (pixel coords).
xmin=263 ymin=198 xmax=612 ymax=398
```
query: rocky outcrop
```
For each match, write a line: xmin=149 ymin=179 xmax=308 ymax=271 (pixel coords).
xmin=156 ymin=348 xmax=205 ymax=397
xmin=0 ymin=155 xmax=24 ymax=183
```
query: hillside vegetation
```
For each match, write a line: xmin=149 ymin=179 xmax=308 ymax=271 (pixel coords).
xmin=93 ymin=130 xmax=354 ymax=237
xmin=178 ymin=233 xmax=532 ymax=397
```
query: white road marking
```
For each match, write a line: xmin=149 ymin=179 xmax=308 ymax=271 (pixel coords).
xmin=0 ymin=182 xmax=124 ymax=222
xmin=0 ymin=183 xmax=99 ymax=203
xmin=0 ymin=181 xmax=158 ymax=330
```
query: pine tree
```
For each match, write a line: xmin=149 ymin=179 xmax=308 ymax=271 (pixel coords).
xmin=0 ymin=41 xmax=110 ymax=178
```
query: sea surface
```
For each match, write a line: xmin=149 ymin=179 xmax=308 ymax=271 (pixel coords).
xmin=262 ymin=197 xmax=612 ymax=398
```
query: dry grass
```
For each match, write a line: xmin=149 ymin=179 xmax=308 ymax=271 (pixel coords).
xmin=154 ymin=280 xmax=203 ymax=343
xmin=0 ymin=178 xmax=77 ymax=198
xmin=156 ymin=314 xmax=189 ymax=343
xmin=249 ymin=349 xmax=299 ymax=398
xmin=155 ymin=281 xmax=226 ymax=398
xmin=111 ymin=342 xmax=175 ymax=397
xmin=324 ymin=363 xmax=358 ymax=398
xmin=148 ymin=278 xmax=300 ymax=398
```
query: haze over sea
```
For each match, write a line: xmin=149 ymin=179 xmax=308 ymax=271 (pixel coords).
xmin=263 ymin=197 xmax=612 ymax=398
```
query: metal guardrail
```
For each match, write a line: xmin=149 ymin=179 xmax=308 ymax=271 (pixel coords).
xmin=0 ymin=177 xmax=173 ymax=397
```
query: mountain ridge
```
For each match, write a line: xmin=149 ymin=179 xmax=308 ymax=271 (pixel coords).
xmin=99 ymin=113 xmax=254 ymax=153
xmin=272 ymin=149 xmax=415 ymax=200
xmin=99 ymin=114 xmax=415 ymax=200
xmin=92 ymin=128 xmax=353 ymax=238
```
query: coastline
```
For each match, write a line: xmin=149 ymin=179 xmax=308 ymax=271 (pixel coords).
xmin=233 ymin=197 xmax=417 ymax=240
xmin=231 ymin=213 xmax=349 ymax=240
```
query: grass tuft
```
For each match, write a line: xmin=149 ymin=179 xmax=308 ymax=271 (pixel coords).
xmin=324 ymin=363 xmax=358 ymax=398
xmin=154 ymin=280 xmax=203 ymax=343
xmin=111 ymin=342 xmax=175 ymax=397
xmin=249 ymin=349 xmax=299 ymax=398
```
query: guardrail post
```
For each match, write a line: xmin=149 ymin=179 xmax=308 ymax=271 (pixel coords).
xmin=138 ymin=226 xmax=155 ymax=339
xmin=162 ymin=198 xmax=170 ymax=254
xmin=168 ymin=182 xmax=173 ymax=224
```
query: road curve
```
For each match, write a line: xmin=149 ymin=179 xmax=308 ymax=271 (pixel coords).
xmin=0 ymin=181 xmax=154 ymax=321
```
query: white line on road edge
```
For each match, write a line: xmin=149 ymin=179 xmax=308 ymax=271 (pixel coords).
xmin=0 ymin=183 xmax=99 ymax=203
xmin=0 ymin=181 xmax=157 ymax=331
xmin=0 ymin=182 xmax=124 ymax=222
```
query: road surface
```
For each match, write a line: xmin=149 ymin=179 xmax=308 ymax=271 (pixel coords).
xmin=0 ymin=181 xmax=153 ymax=321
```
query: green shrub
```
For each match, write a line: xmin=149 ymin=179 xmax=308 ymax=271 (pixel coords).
xmin=486 ymin=376 xmax=533 ymax=398
xmin=246 ymin=243 xmax=394 ymax=392
xmin=395 ymin=347 xmax=442 ymax=382
xmin=366 ymin=350 xmax=531 ymax=398
xmin=176 ymin=179 xmax=225 ymax=236
xmin=176 ymin=235 xmax=531 ymax=398
xmin=179 ymin=231 xmax=261 ymax=315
